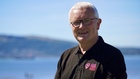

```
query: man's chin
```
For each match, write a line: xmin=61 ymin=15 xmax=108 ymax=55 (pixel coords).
xmin=77 ymin=37 xmax=87 ymax=42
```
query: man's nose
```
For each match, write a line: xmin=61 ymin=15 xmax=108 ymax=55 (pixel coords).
xmin=79 ymin=21 xmax=85 ymax=28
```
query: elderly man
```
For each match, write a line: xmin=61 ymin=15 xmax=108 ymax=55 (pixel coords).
xmin=55 ymin=2 xmax=127 ymax=79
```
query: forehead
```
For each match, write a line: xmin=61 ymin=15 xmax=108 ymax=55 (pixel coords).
xmin=70 ymin=8 xmax=94 ymax=20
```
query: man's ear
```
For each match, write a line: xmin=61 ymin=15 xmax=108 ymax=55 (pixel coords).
xmin=97 ymin=18 xmax=102 ymax=30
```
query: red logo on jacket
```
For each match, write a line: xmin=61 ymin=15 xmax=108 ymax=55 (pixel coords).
xmin=89 ymin=64 xmax=96 ymax=71
xmin=85 ymin=63 xmax=96 ymax=71
xmin=85 ymin=63 xmax=90 ymax=69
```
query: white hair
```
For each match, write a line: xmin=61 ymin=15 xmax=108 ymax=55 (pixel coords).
xmin=69 ymin=2 xmax=99 ymax=19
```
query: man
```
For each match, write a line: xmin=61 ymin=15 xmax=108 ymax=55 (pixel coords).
xmin=55 ymin=2 xmax=127 ymax=79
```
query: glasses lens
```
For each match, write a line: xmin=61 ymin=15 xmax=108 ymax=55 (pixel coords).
xmin=73 ymin=21 xmax=80 ymax=27
xmin=83 ymin=19 xmax=91 ymax=25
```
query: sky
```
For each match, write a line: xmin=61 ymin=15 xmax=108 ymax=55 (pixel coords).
xmin=0 ymin=0 xmax=140 ymax=47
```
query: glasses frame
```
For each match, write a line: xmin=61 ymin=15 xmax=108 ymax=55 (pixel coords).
xmin=70 ymin=18 xmax=98 ymax=27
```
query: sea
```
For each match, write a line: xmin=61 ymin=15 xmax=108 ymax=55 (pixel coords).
xmin=0 ymin=55 xmax=140 ymax=79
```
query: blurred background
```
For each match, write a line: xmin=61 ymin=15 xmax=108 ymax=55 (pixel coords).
xmin=0 ymin=0 xmax=140 ymax=79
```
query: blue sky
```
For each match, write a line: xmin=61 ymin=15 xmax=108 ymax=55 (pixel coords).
xmin=0 ymin=0 xmax=140 ymax=47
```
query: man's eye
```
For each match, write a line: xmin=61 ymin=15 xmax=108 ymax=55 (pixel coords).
xmin=73 ymin=21 xmax=80 ymax=24
xmin=83 ymin=19 xmax=90 ymax=23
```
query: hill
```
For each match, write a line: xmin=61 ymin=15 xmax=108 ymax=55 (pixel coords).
xmin=0 ymin=35 xmax=140 ymax=58
xmin=0 ymin=35 xmax=77 ymax=58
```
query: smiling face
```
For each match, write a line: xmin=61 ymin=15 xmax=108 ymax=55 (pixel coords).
xmin=69 ymin=7 xmax=101 ymax=44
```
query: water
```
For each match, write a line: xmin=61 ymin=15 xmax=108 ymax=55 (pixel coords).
xmin=124 ymin=55 xmax=140 ymax=79
xmin=0 ymin=55 xmax=140 ymax=79
xmin=0 ymin=57 xmax=58 ymax=79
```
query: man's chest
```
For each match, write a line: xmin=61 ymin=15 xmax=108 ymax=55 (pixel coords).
xmin=61 ymin=55 xmax=103 ymax=79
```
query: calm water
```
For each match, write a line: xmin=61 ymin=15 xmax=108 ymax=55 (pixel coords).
xmin=0 ymin=55 xmax=140 ymax=79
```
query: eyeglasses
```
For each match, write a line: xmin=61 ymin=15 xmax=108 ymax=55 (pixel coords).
xmin=71 ymin=18 xmax=98 ymax=27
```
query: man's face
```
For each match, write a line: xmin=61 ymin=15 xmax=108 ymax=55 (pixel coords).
xmin=69 ymin=8 xmax=101 ymax=43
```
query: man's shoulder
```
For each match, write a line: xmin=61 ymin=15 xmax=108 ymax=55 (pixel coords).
xmin=98 ymin=36 xmax=121 ymax=53
xmin=104 ymin=43 xmax=120 ymax=52
xmin=103 ymin=43 xmax=124 ymax=58
xmin=61 ymin=45 xmax=78 ymax=57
